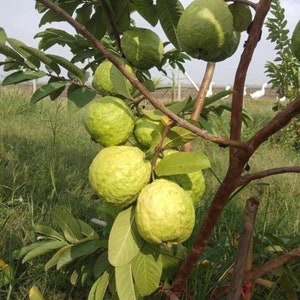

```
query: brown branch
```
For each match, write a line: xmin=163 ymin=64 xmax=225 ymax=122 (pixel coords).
xmin=228 ymin=197 xmax=259 ymax=299
xmin=183 ymin=62 xmax=215 ymax=152
xmin=171 ymin=0 xmax=272 ymax=296
xmin=248 ymin=96 xmax=300 ymax=151
xmin=230 ymin=0 xmax=271 ymax=158
xmin=36 ymin=0 xmax=245 ymax=149
xmin=244 ymin=247 xmax=300 ymax=283
xmin=240 ymin=166 xmax=300 ymax=185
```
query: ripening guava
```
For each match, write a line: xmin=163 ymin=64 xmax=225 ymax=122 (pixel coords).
xmin=89 ymin=146 xmax=151 ymax=206
xmin=177 ymin=0 xmax=234 ymax=62
xmin=291 ymin=21 xmax=300 ymax=60
xmin=82 ymin=96 xmax=134 ymax=147
xmin=121 ymin=27 xmax=164 ymax=70
xmin=135 ymin=179 xmax=195 ymax=244
xmin=133 ymin=116 xmax=162 ymax=149
xmin=92 ymin=58 xmax=135 ymax=96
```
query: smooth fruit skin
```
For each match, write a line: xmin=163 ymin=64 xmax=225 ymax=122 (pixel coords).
xmin=121 ymin=27 xmax=164 ymax=70
xmin=291 ymin=21 xmax=300 ymax=60
xmin=92 ymin=58 xmax=135 ymax=96
xmin=82 ymin=96 xmax=134 ymax=147
xmin=135 ymin=179 xmax=195 ymax=244
xmin=133 ymin=116 xmax=162 ymax=149
xmin=177 ymin=0 xmax=234 ymax=61
xmin=89 ymin=146 xmax=151 ymax=206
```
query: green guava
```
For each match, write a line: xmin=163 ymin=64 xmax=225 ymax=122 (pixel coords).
xmin=92 ymin=58 xmax=135 ymax=96
xmin=82 ymin=96 xmax=134 ymax=147
xmin=161 ymin=149 xmax=206 ymax=205
xmin=133 ymin=116 xmax=162 ymax=149
xmin=228 ymin=3 xmax=252 ymax=33
xmin=121 ymin=27 xmax=164 ymax=70
xmin=135 ymin=179 xmax=195 ymax=244
xmin=291 ymin=21 xmax=300 ymax=60
xmin=213 ymin=31 xmax=241 ymax=62
xmin=89 ymin=146 xmax=151 ymax=206
xmin=177 ymin=0 xmax=234 ymax=62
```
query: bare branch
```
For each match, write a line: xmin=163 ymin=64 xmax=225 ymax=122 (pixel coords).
xmin=228 ymin=197 xmax=259 ymax=299
xmin=36 ymin=0 xmax=245 ymax=149
xmin=240 ymin=166 xmax=300 ymax=185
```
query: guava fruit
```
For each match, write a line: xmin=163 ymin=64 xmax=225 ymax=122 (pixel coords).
xmin=121 ymin=27 xmax=164 ymax=70
xmin=228 ymin=3 xmax=252 ymax=33
xmin=89 ymin=146 xmax=151 ymax=206
xmin=161 ymin=149 xmax=206 ymax=205
xmin=177 ymin=0 xmax=234 ymax=62
xmin=213 ymin=31 xmax=241 ymax=62
xmin=133 ymin=116 xmax=162 ymax=149
xmin=135 ymin=179 xmax=195 ymax=244
xmin=82 ymin=96 xmax=134 ymax=147
xmin=291 ymin=21 xmax=300 ymax=60
xmin=92 ymin=58 xmax=135 ymax=96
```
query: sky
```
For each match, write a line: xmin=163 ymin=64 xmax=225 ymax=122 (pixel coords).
xmin=0 ymin=0 xmax=299 ymax=87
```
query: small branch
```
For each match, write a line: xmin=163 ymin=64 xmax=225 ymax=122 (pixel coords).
xmin=240 ymin=166 xmax=300 ymax=185
xmin=228 ymin=197 xmax=259 ymax=299
xmin=183 ymin=62 xmax=215 ymax=152
xmin=244 ymin=247 xmax=300 ymax=283
xmin=36 ymin=0 xmax=245 ymax=149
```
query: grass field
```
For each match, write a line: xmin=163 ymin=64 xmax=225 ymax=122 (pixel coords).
xmin=1 ymin=86 xmax=300 ymax=299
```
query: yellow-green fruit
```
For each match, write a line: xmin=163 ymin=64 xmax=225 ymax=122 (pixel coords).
xmin=89 ymin=146 xmax=151 ymax=206
xmin=92 ymin=58 xmax=135 ymax=96
xmin=133 ymin=116 xmax=162 ymax=149
xmin=162 ymin=150 xmax=206 ymax=205
xmin=82 ymin=96 xmax=134 ymax=147
xmin=177 ymin=0 xmax=234 ymax=62
xmin=228 ymin=3 xmax=252 ymax=33
xmin=213 ymin=31 xmax=241 ymax=62
xmin=135 ymin=179 xmax=195 ymax=244
xmin=291 ymin=21 xmax=300 ymax=60
xmin=121 ymin=28 xmax=164 ymax=70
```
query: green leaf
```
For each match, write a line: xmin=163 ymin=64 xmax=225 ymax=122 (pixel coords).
xmin=22 ymin=240 xmax=68 ymax=263
xmin=108 ymin=206 xmax=143 ymax=267
xmin=0 ymin=43 xmax=24 ymax=63
xmin=94 ymin=251 xmax=110 ymax=278
xmin=154 ymin=151 xmax=211 ymax=176
xmin=88 ymin=270 xmax=111 ymax=300
xmin=44 ymin=245 xmax=72 ymax=271
xmin=107 ymin=0 xmax=131 ymax=33
xmin=131 ymin=249 xmax=162 ymax=296
xmin=2 ymin=70 xmax=45 ymax=86
xmin=163 ymin=126 xmax=196 ymax=148
xmin=133 ymin=0 xmax=158 ymax=26
xmin=0 ymin=27 xmax=7 ymax=43
xmin=46 ymin=54 xmax=86 ymax=82
xmin=28 ymin=286 xmax=45 ymax=300
xmin=56 ymin=239 xmax=104 ymax=270
xmin=52 ymin=208 xmax=83 ymax=243
xmin=19 ymin=45 xmax=61 ymax=74
xmin=115 ymin=264 xmax=136 ymax=300
xmin=157 ymin=0 xmax=183 ymax=49
xmin=33 ymin=224 xmax=65 ymax=241
xmin=67 ymin=84 xmax=96 ymax=108
xmin=30 ymin=81 xmax=67 ymax=104
xmin=110 ymin=65 xmax=134 ymax=100
xmin=7 ymin=38 xmax=41 ymax=68
xmin=85 ymin=6 xmax=106 ymax=41
xmin=77 ymin=219 xmax=99 ymax=239
xmin=0 ymin=259 xmax=13 ymax=287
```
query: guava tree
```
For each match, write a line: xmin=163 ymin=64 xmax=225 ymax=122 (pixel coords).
xmin=0 ymin=0 xmax=300 ymax=299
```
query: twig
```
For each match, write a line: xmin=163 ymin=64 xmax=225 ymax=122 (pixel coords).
xmin=239 ymin=166 xmax=300 ymax=185
xmin=36 ymin=0 xmax=245 ymax=149
xmin=183 ymin=62 xmax=215 ymax=152
xmin=228 ymin=197 xmax=259 ymax=299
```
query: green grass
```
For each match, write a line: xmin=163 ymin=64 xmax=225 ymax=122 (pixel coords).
xmin=1 ymin=86 xmax=300 ymax=299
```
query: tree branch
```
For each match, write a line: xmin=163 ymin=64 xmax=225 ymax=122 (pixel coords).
xmin=224 ymin=0 xmax=258 ymax=10
xmin=36 ymin=0 xmax=245 ymax=149
xmin=240 ymin=166 xmax=300 ymax=185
